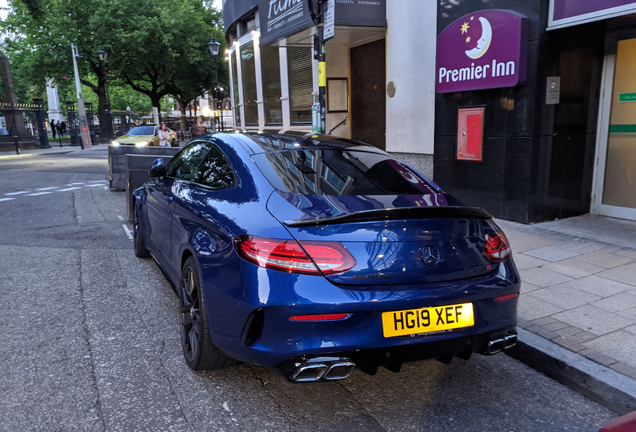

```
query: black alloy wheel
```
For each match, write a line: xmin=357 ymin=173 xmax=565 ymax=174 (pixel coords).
xmin=180 ymin=264 xmax=201 ymax=364
xmin=133 ymin=204 xmax=149 ymax=258
xmin=179 ymin=256 xmax=239 ymax=371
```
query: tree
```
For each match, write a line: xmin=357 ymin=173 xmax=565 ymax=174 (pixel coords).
xmin=167 ymin=6 xmax=228 ymax=130
xmin=119 ymin=0 xmax=226 ymax=116
xmin=3 ymin=0 xmax=150 ymax=130
xmin=2 ymin=0 xmax=227 ymax=126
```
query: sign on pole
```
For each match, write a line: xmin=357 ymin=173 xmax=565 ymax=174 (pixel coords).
xmin=324 ymin=0 xmax=335 ymax=41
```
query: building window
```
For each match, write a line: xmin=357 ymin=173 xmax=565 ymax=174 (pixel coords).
xmin=231 ymin=50 xmax=241 ymax=128
xmin=288 ymin=47 xmax=313 ymax=124
xmin=261 ymin=46 xmax=282 ymax=125
xmin=241 ymin=42 xmax=258 ymax=125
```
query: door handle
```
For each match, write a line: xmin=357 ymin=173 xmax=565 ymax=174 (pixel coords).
xmin=165 ymin=194 xmax=174 ymax=202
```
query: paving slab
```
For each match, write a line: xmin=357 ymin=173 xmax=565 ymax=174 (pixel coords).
xmin=531 ymin=285 xmax=601 ymax=310
xmin=553 ymin=305 xmax=633 ymax=336
xmin=519 ymin=267 xmax=573 ymax=287
xmin=517 ymin=294 xmax=565 ymax=321
xmin=513 ymin=254 xmax=550 ymax=270
xmin=524 ymin=246 xmax=583 ymax=262
xmin=556 ymin=275 xmax=633 ymax=298
xmin=574 ymin=250 xmax=635 ymax=270
xmin=542 ymin=259 xmax=605 ymax=279
xmin=619 ymin=307 xmax=636 ymax=321
xmin=520 ymin=280 xmax=540 ymax=293
xmin=584 ymin=331 xmax=636 ymax=370
xmin=598 ymin=262 xmax=636 ymax=287
xmin=591 ymin=292 xmax=636 ymax=313
xmin=624 ymin=325 xmax=636 ymax=336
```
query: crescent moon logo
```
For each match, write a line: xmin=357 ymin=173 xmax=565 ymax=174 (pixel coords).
xmin=465 ymin=17 xmax=492 ymax=60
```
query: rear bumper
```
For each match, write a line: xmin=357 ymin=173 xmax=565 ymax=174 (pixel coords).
xmin=274 ymin=326 xmax=518 ymax=381
xmin=201 ymin=257 xmax=520 ymax=370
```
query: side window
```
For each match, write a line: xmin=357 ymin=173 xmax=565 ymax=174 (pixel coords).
xmin=193 ymin=145 xmax=236 ymax=189
xmin=166 ymin=143 xmax=210 ymax=180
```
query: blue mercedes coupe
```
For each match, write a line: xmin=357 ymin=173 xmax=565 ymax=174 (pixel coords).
xmin=132 ymin=132 xmax=520 ymax=382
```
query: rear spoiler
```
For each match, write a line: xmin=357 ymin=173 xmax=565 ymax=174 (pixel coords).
xmin=284 ymin=206 xmax=493 ymax=227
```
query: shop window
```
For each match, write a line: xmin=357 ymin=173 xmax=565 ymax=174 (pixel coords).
xmin=261 ymin=46 xmax=283 ymax=125
xmin=241 ymin=42 xmax=258 ymax=125
xmin=231 ymin=51 xmax=241 ymax=128
xmin=288 ymin=47 xmax=313 ymax=124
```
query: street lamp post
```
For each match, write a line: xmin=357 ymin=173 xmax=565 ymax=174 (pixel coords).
xmin=71 ymin=43 xmax=92 ymax=149
xmin=98 ymin=48 xmax=113 ymax=141
xmin=208 ymin=36 xmax=222 ymax=132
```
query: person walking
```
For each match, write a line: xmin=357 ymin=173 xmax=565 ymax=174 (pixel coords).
xmin=56 ymin=121 xmax=63 ymax=138
xmin=50 ymin=120 xmax=56 ymax=139
xmin=193 ymin=116 xmax=207 ymax=137
xmin=157 ymin=123 xmax=170 ymax=147
xmin=60 ymin=121 xmax=67 ymax=137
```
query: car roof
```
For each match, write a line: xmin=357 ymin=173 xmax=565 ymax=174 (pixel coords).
xmin=224 ymin=132 xmax=384 ymax=155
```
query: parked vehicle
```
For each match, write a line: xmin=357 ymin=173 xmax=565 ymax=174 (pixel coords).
xmin=132 ymin=132 xmax=520 ymax=382
xmin=111 ymin=125 xmax=177 ymax=147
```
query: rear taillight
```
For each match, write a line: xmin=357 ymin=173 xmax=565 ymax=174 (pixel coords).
xmin=483 ymin=231 xmax=511 ymax=262
xmin=234 ymin=235 xmax=356 ymax=275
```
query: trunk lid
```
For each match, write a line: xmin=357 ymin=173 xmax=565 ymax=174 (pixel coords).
xmin=267 ymin=192 xmax=498 ymax=287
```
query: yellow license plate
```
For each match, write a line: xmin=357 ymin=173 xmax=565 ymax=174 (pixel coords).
xmin=382 ymin=303 xmax=474 ymax=338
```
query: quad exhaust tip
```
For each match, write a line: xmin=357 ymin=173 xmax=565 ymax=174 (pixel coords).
xmin=290 ymin=358 xmax=356 ymax=382
xmin=486 ymin=334 xmax=517 ymax=355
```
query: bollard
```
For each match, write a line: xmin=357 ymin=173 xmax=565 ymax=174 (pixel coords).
xmin=14 ymin=136 xmax=20 ymax=155
xmin=58 ymin=134 xmax=63 ymax=148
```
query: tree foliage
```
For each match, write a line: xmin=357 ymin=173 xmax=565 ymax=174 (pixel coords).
xmin=2 ymin=0 xmax=227 ymax=123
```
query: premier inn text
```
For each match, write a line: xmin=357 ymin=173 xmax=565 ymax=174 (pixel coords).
xmin=438 ymin=59 xmax=516 ymax=83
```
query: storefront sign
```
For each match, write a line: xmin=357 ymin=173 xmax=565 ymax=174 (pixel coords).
xmin=549 ymin=0 xmax=636 ymax=30
xmin=259 ymin=0 xmax=314 ymax=47
xmin=259 ymin=0 xmax=386 ymax=46
xmin=436 ymin=10 xmax=528 ymax=94
xmin=335 ymin=0 xmax=386 ymax=27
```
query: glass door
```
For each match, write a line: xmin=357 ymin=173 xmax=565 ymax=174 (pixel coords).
xmin=592 ymin=37 xmax=636 ymax=220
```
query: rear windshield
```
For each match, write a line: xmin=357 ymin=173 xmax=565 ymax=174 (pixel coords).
xmin=252 ymin=150 xmax=440 ymax=195
xmin=127 ymin=126 xmax=155 ymax=136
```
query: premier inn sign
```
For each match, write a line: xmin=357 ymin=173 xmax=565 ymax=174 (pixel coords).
xmin=436 ymin=10 xmax=529 ymax=93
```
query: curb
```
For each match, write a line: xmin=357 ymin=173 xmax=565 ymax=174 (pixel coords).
xmin=506 ymin=328 xmax=636 ymax=415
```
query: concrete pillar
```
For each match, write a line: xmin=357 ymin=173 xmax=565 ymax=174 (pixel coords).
xmin=385 ymin=0 xmax=437 ymax=178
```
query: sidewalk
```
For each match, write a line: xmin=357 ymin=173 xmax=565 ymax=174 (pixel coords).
xmin=0 ymin=145 xmax=97 ymax=159
xmin=496 ymin=215 xmax=636 ymax=382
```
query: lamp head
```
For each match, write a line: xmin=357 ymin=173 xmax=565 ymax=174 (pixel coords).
xmin=98 ymin=48 xmax=108 ymax=61
xmin=208 ymin=36 xmax=221 ymax=57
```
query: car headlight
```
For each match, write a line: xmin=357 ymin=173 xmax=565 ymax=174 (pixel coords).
xmin=111 ymin=140 xmax=120 ymax=146
xmin=135 ymin=141 xmax=148 ymax=147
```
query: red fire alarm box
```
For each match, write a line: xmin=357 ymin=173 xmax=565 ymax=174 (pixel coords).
xmin=457 ymin=107 xmax=485 ymax=162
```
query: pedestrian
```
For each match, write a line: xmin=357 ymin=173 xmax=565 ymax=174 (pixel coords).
xmin=56 ymin=121 xmax=63 ymax=138
xmin=60 ymin=121 xmax=67 ymax=137
xmin=193 ymin=116 xmax=207 ymax=137
xmin=50 ymin=119 xmax=56 ymax=139
xmin=157 ymin=123 xmax=170 ymax=147
xmin=135 ymin=120 xmax=140 ymax=126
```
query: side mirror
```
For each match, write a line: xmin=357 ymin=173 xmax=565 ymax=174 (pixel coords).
xmin=149 ymin=158 xmax=166 ymax=178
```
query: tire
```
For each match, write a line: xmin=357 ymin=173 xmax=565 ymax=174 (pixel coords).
xmin=133 ymin=203 xmax=150 ymax=258
xmin=180 ymin=256 xmax=239 ymax=371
